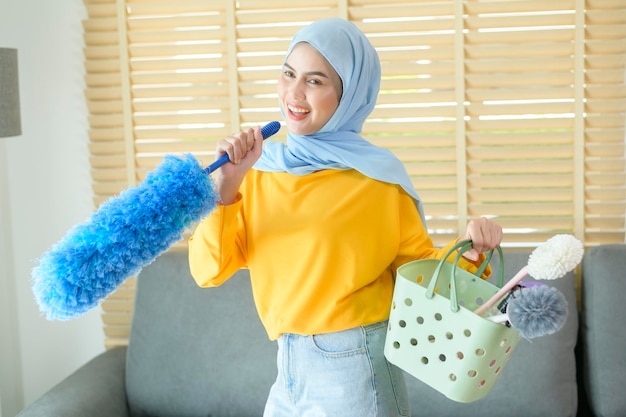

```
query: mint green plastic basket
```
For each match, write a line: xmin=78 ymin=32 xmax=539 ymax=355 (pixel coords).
xmin=384 ymin=240 xmax=521 ymax=403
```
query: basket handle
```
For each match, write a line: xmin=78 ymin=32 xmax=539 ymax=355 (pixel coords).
xmin=425 ymin=240 xmax=504 ymax=312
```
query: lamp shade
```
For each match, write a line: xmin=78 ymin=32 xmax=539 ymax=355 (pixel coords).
xmin=0 ymin=48 xmax=21 ymax=138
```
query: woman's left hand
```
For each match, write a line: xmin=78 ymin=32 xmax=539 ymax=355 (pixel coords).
xmin=461 ymin=217 xmax=503 ymax=261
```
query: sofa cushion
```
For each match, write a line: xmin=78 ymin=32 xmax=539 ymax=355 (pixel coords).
xmin=125 ymin=250 xmax=277 ymax=417
xmin=125 ymin=248 xmax=580 ymax=417
xmin=404 ymin=250 xmax=579 ymax=417
xmin=581 ymin=244 xmax=626 ymax=417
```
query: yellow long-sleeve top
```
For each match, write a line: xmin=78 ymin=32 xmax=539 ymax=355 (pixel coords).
xmin=189 ymin=168 xmax=487 ymax=340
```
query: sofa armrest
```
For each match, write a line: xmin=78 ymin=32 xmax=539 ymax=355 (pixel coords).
xmin=580 ymin=244 xmax=626 ymax=417
xmin=17 ymin=346 xmax=129 ymax=417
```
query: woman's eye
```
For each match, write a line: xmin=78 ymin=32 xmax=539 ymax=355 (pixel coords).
xmin=283 ymin=70 xmax=294 ymax=78
xmin=308 ymin=78 xmax=320 ymax=85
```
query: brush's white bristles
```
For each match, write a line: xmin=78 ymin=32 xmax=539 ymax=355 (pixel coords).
xmin=527 ymin=234 xmax=583 ymax=280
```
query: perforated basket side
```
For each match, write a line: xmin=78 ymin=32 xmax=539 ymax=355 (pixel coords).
xmin=384 ymin=260 xmax=521 ymax=403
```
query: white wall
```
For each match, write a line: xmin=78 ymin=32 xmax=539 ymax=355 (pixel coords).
xmin=0 ymin=0 xmax=105 ymax=415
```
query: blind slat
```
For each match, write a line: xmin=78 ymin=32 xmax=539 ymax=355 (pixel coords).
xmin=468 ymin=145 xmax=574 ymax=160
xmin=126 ymin=0 xmax=227 ymax=15
xmin=349 ymin=3 xmax=454 ymax=20
xmin=85 ymin=3 xmax=116 ymax=18
xmin=84 ymin=45 xmax=120 ymax=60
xmin=586 ymin=9 xmax=626 ymax=24
xmin=84 ymin=31 xmax=118 ymax=45
xmin=131 ymin=71 xmax=228 ymax=85
xmin=586 ymin=98 xmax=626 ymax=114
xmin=85 ymin=59 xmax=121 ymax=73
xmin=465 ymin=43 xmax=575 ymax=60
xmin=467 ymin=57 xmax=573 ymax=73
xmin=236 ymin=0 xmax=336 ymax=9
xmin=468 ymin=160 xmax=573 ymax=174
xmin=469 ymin=174 xmax=573 ymax=188
xmin=587 ymin=54 xmax=626 ymax=70
xmin=88 ymin=127 xmax=124 ymax=141
xmin=128 ymin=28 xmax=226 ymax=44
xmin=133 ymin=97 xmax=229 ymax=112
xmin=465 ymin=29 xmax=575 ymax=46
xmin=91 ymin=168 xmax=128 ymax=182
xmin=134 ymin=127 xmax=233 ymax=140
xmin=467 ymin=102 xmax=575 ymax=116
xmin=465 ymin=0 xmax=576 ymax=15
xmin=131 ymin=84 xmax=230 ymax=98
xmin=470 ymin=189 xmax=574 ymax=203
xmin=466 ymin=86 xmax=574 ymax=101
xmin=128 ymin=42 xmax=226 ymax=58
xmin=468 ymin=132 xmax=573 ymax=146
xmin=237 ymin=8 xmax=338 ymax=25
xmin=87 ymin=99 xmax=123 ymax=113
xmin=359 ymin=20 xmax=455 ymax=34
xmin=127 ymin=14 xmax=225 ymax=30
xmin=82 ymin=17 xmax=117 ymax=32
xmin=466 ymin=14 xmax=576 ymax=30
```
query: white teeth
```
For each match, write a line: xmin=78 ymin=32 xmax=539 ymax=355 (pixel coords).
xmin=288 ymin=104 xmax=310 ymax=114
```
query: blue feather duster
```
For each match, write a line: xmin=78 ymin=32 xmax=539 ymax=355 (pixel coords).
xmin=32 ymin=154 xmax=216 ymax=320
xmin=32 ymin=121 xmax=281 ymax=320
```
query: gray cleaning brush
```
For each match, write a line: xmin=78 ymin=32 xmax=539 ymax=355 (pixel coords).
xmin=488 ymin=285 xmax=569 ymax=339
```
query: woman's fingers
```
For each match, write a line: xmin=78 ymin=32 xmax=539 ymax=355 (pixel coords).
xmin=462 ymin=217 xmax=503 ymax=261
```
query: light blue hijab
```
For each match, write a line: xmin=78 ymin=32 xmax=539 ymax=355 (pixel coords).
xmin=254 ymin=18 xmax=426 ymax=224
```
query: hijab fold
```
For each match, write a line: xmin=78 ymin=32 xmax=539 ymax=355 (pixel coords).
xmin=254 ymin=18 xmax=426 ymax=224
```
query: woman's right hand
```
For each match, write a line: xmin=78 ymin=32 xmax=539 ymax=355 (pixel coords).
xmin=213 ymin=126 xmax=264 ymax=205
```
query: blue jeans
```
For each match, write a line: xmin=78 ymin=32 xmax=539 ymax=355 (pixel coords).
xmin=263 ymin=321 xmax=411 ymax=417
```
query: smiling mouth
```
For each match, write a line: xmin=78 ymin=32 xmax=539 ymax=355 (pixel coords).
xmin=287 ymin=104 xmax=310 ymax=116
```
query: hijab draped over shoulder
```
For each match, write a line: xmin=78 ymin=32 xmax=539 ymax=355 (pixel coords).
xmin=254 ymin=18 xmax=426 ymax=224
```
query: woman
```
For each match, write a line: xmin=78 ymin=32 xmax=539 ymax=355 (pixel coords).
xmin=189 ymin=17 xmax=502 ymax=417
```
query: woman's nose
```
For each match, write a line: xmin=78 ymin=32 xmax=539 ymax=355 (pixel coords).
xmin=289 ymin=78 xmax=306 ymax=100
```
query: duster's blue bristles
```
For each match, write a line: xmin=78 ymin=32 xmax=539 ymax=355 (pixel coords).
xmin=32 ymin=153 xmax=216 ymax=320
xmin=507 ymin=286 xmax=569 ymax=339
xmin=32 ymin=121 xmax=282 ymax=320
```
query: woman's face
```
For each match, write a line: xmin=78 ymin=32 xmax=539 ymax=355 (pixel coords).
xmin=278 ymin=42 xmax=343 ymax=136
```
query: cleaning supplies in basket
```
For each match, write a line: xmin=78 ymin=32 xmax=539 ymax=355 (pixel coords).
xmin=384 ymin=240 xmax=520 ymax=403
xmin=475 ymin=234 xmax=582 ymax=340
xmin=474 ymin=234 xmax=583 ymax=317
xmin=385 ymin=235 xmax=583 ymax=402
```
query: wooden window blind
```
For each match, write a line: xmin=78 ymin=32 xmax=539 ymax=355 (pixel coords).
xmin=82 ymin=0 xmax=626 ymax=348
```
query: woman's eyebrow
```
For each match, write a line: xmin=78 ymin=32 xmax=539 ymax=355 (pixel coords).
xmin=284 ymin=62 xmax=330 ymax=79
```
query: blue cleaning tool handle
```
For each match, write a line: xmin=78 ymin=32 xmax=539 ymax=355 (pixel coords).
xmin=204 ymin=121 xmax=281 ymax=174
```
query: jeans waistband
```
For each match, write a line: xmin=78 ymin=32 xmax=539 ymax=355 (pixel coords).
xmin=278 ymin=320 xmax=388 ymax=343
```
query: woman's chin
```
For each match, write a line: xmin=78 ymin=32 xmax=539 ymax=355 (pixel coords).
xmin=286 ymin=119 xmax=314 ymax=136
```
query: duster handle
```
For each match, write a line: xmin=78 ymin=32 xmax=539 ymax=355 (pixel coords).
xmin=204 ymin=121 xmax=282 ymax=174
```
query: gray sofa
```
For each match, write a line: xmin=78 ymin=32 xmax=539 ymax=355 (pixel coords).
xmin=17 ymin=244 xmax=626 ymax=417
